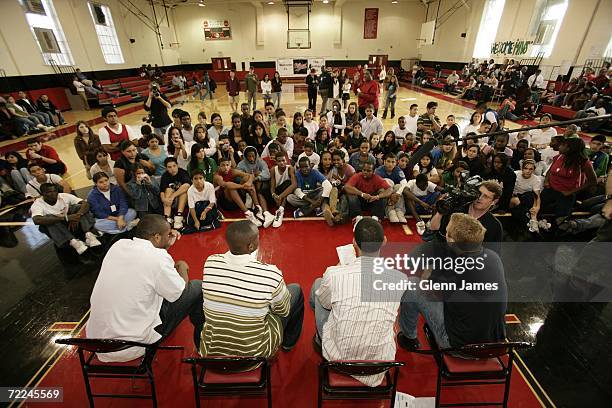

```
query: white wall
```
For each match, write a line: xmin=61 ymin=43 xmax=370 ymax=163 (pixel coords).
xmin=419 ymin=0 xmax=612 ymax=72
xmin=0 ymin=0 xmax=173 ymax=77
xmin=126 ymin=0 xmax=426 ymax=66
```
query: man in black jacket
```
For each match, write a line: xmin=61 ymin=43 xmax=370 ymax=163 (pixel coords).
xmin=305 ymin=68 xmax=319 ymax=113
xmin=16 ymin=91 xmax=54 ymax=127
xmin=318 ymin=67 xmax=333 ymax=114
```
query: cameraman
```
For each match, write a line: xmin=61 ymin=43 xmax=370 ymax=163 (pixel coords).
xmin=429 ymin=180 xmax=503 ymax=254
xmin=144 ymin=83 xmax=172 ymax=138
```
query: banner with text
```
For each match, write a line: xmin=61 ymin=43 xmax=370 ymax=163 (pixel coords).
xmin=275 ymin=58 xmax=326 ymax=77
xmin=490 ymin=39 xmax=533 ymax=57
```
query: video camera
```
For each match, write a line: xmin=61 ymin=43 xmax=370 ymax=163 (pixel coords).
xmin=437 ymin=172 xmax=483 ymax=215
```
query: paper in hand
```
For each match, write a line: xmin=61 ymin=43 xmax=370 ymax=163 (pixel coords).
xmin=336 ymin=244 xmax=357 ymax=266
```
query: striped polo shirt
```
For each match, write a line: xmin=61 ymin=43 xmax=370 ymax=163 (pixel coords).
xmin=200 ymin=252 xmax=291 ymax=358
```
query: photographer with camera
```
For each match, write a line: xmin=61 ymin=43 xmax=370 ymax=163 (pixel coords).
xmin=144 ymin=82 xmax=172 ymax=138
xmin=428 ymin=179 xmax=503 ymax=254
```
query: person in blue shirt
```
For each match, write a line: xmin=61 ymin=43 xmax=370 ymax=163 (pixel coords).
xmin=287 ymin=157 xmax=333 ymax=218
xmin=375 ymin=153 xmax=409 ymax=223
xmin=88 ymin=171 xmax=138 ymax=234
xmin=348 ymin=141 xmax=376 ymax=172
xmin=141 ymin=133 xmax=167 ymax=177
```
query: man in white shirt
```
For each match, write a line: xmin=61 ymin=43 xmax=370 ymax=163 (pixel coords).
xmin=180 ymin=111 xmax=195 ymax=143
xmin=262 ymin=128 xmax=294 ymax=159
xmin=404 ymin=104 xmax=419 ymax=135
xmin=527 ymin=69 xmax=545 ymax=103
xmin=310 ymin=218 xmax=403 ymax=386
xmin=360 ymin=105 xmax=384 ymax=138
xmin=31 ymin=183 xmax=101 ymax=255
xmin=98 ymin=107 xmax=140 ymax=161
xmin=392 ymin=116 xmax=410 ymax=144
xmin=86 ymin=214 xmax=204 ymax=362
xmin=444 ymin=71 xmax=460 ymax=93
xmin=26 ymin=163 xmax=73 ymax=198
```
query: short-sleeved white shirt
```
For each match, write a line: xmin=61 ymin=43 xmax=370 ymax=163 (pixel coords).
xmin=26 ymin=174 xmax=63 ymax=198
xmin=407 ymin=179 xmax=437 ymax=197
xmin=86 ymin=238 xmax=185 ymax=362
xmin=513 ymin=171 xmax=542 ymax=195
xmin=30 ymin=193 xmax=82 ymax=217
xmin=187 ymin=182 xmax=216 ymax=208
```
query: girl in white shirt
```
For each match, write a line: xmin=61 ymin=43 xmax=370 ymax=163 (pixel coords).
xmin=260 ymin=74 xmax=272 ymax=104
xmin=462 ymin=111 xmax=482 ymax=137
xmin=413 ymin=153 xmax=440 ymax=184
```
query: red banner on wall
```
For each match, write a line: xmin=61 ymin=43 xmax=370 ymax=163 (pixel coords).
xmin=363 ymin=8 xmax=379 ymax=39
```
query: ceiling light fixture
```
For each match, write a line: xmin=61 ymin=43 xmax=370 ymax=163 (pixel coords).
xmin=267 ymin=1 xmax=275 ymax=4
xmin=392 ymin=0 xmax=399 ymax=3
xmin=323 ymin=0 xmax=329 ymax=4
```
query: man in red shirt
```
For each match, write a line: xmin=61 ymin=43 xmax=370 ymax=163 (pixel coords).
xmin=344 ymin=161 xmax=393 ymax=220
xmin=98 ymin=107 xmax=139 ymax=161
xmin=357 ymin=70 xmax=380 ymax=118
xmin=26 ymin=137 xmax=66 ymax=175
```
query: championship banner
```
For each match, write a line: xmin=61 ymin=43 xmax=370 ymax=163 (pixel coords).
xmin=363 ymin=8 xmax=378 ymax=39
xmin=203 ymin=19 xmax=231 ymax=41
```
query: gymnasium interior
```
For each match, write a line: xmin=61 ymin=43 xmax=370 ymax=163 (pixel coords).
xmin=0 ymin=0 xmax=611 ymax=407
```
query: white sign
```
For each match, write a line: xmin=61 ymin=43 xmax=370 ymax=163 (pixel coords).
xmin=277 ymin=59 xmax=294 ymax=77
xmin=275 ymin=58 xmax=326 ymax=77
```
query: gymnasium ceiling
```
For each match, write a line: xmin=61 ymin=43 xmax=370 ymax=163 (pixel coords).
xmin=150 ymin=0 xmax=424 ymax=7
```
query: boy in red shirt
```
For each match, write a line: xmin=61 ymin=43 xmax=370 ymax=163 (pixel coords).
xmin=26 ymin=137 xmax=66 ymax=175
xmin=343 ymin=161 xmax=393 ymax=221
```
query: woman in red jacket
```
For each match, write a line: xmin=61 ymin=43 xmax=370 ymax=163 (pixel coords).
xmin=357 ymin=70 xmax=380 ymax=117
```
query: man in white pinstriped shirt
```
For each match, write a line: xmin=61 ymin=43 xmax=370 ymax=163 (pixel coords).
xmin=309 ymin=218 xmax=404 ymax=387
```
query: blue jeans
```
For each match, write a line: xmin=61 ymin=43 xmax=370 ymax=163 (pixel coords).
xmin=309 ymin=278 xmax=330 ymax=336
xmin=399 ymin=279 xmax=450 ymax=348
xmin=10 ymin=168 xmax=33 ymax=194
xmin=280 ymin=283 xmax=305 ymax=348
xmin=94 ymin=208 xmax=137 ymax=234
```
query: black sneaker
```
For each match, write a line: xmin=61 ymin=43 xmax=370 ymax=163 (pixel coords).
xmin=397 ymin=332 xmax=420 ymax=351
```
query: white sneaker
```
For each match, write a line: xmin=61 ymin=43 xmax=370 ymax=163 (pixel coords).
xmin=538 ymin=219 xmax=551 ymax=231
xmin=254 ymin=205 xmax=265 ymax=223
xmin=44 ymin=126 xmax=54 ymax=132
xmin=528 ymin=219 xmax=540 ymax=233
xmin=371 ymin=216 xmax=379 ymax=222
xmin=397 ymin=212 xmax=407 ymax=223
xmin=126 ymin=218 xmax=140 ymax=231
xmin=84 ymin=232 xmax=102 ymax=247
xmin=416 ymin=221 xmax=426 ymax=235
xmin=388 ymin=209 xmax=400 ymax=223
xmin=173 ymin=215 xmax=184 ymax=230
xmin=70 ymin=238 xmax=89 ymax=255
xmin=245 ymin=210 xmax=262 ymax=227
xmin=263 ymin=211 xmax=275 ymax=228
xmin=273 ymin=207 xmax=284 ymax=228
xmin=245 ymin=195 xmax=253 ymax=209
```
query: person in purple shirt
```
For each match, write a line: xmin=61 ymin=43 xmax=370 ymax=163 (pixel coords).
xmin=88 ymin=171 xmax=138 ymax=234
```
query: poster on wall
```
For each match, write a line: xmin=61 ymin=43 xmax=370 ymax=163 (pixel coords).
xmin=275 ymin=58 xmax=325 ymax=77
xmin=203 ymin=19 xmax=231 ymax=41
xmin=363 ymin=8 xmax=378 ymax=39
xmin=277 ymin=59 xmax=294 ymax=77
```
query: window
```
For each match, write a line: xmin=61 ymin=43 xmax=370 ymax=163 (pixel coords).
xmin=472 ymin=0 xmax=506 ymax=59
xmin=19 ymin=0 xmax=74 ymax=66
xmin=88 ymin=3 xmax=124 ymax=64
xmin=604 ymin=35 xmax=612 ymax=59
xmin=529 ymin=0 xmax=568 ymax=58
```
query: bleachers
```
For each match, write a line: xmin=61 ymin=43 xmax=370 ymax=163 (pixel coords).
xmin=90 ymin=70 xmax=198 ymax=108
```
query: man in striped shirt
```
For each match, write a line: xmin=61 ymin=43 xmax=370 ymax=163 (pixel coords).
xmin=309 ymin=218 xmax=403 ymax=386
xmin=200 ymin=220 xmax=304 ymax=357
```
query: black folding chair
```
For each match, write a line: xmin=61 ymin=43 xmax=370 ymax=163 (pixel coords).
xmin=420 ymin=323 xmax=533 ymax=408
xmin=55 ymin=337 xmax=182 ymax=407
xmin=318 ymin=360 xmax=404 ymax=408
xmin=182 ymin=356 xmax=271 ymax=408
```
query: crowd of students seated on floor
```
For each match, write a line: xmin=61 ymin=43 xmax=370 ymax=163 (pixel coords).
xmin=411 ymin=59 xmax=612 ymax=133
xmin=2 ymin=90 xmax=609 ymax=257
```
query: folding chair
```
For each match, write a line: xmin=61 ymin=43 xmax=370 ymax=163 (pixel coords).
xmin=420 ymin=323 xmax=533 ymax=408
xmin=183 ymin=356 xmax=272 ymax=408
xmin=55 ymin=337 xmax=182 ymax=407
xmin=317 ymin=360 xmax=404 ymax=408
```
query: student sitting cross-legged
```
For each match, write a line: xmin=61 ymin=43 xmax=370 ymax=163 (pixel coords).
xmin=375 ymin=153 xmax=409 ymax=223
xmin=310 ymin=217 xmax=403 ymax=386
xmin=237 ymin=146 xmax=275 ymax=227
xmin=201 ymin=220 xmax=304 ymax=357
xmin=160 ymin=157 xmax=191 ymax=230
xmin=213 ymin=156 xmax=265 ymax=227
xmin=184 ymin=170 xmax=220 ymax=233
xmin=270 ymin=151 xmax=297 ymax=227
xmin=287 ymin=157 xmax=333 ymax=218
xmin=127 ymin=164 xmax=162 ymax=218
xmin=343 ymin=161 xmax=393 ymax=221
xmin=404 ymin=174 xmax=444 ymax=234
xmin=87 ymin=172 xmax=139 ymax=234
xmin=31 ymin=183 xmax=101 ymax=256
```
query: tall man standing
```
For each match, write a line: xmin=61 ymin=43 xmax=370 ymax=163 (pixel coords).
xmin=245 ymin=67 xmax=259 ymax=111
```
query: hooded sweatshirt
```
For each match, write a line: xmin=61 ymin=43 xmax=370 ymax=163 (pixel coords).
xmin=237 ymin=146 xmax=270 ymax=181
